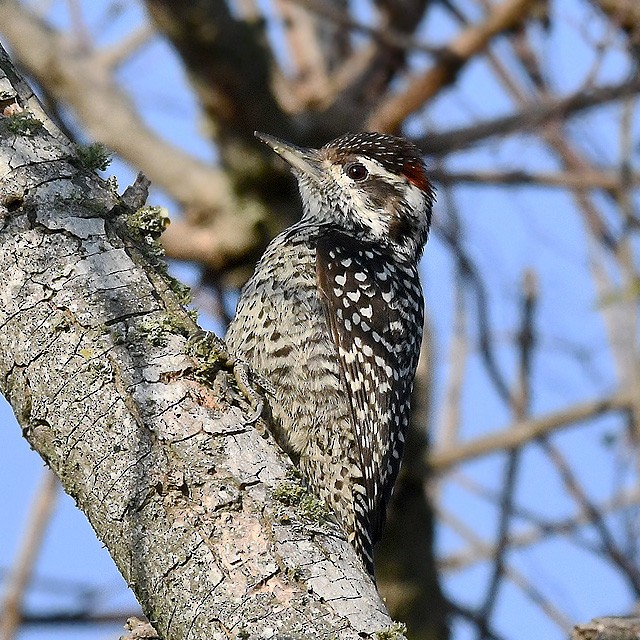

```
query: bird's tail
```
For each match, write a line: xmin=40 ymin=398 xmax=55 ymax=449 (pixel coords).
xmin=353 ymin=491 xmax=376 ymax=579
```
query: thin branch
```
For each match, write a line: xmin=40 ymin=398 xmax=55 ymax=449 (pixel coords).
xmin=474 ymin=35 xmax=620 ymax=254
xmin=97 ymin=24 xmax=156 ymax=69
xmin=476 ymin=270 xmax=537 ymax=639
xmin=430 ymin=168 xmax=640 ymax=190
xmin=434 ymin=222 xmax=514 ymax=406
xmin=435 ymin=189 xmax=468 ymax=451
xmin=590 ymin=0 xmax=640 ymax=52
xmin=416 ymin=76 xmax=640 ymax=156
xmin=540 ymin=439 xmax=640 ymax=595
xmin=440 ymin=484 xmax=640 ymax=570
xmin=437 ymin=507 xmax=574 ymax=632
xmin=0 ymin=470 xmax=58 ymax=640
xmin=20 ymin=610 xmax=141 ymax=626
xmin=436 ymin=275 xmax=468 ymax=450
xmin=288 ymin=0 xmax=441 ymax=56
xmin=429 ymin=393 xmax=633 ymax=471
xmin=446 ymin=599 xmax=509 ymax=640
xmin=499 ymin=560 xmax=573 ymax=632
xmin=497 ymin=19 xmax=633 ymax=253
xmin=367 ymin=0 xmax=538 ymax=132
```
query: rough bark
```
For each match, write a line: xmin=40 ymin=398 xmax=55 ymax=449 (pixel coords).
xmin=573 ymin=616 xmax=640 ymax=640
xmin=0 ymin=46 xmax=398 ymax=640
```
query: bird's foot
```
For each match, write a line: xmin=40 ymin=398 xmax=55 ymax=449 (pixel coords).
xmin=186 ymin=330 xmax=274 ymax=424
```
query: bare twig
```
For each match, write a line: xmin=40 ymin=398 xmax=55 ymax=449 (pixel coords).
xmin=440 ymin=483 xmax=640 ymax=570
xmin=436 ymin=276 xmax=468 ymax=450
xmin=540 ymin=439 xmax=640 ymax=595
xmin=367 ymin=0 xmax=538 ymax=131
xmin=430 ymin=168 xmax=640 ymax=190
xmin=97 ymin=24 xmax=156 ymax=69
xmin=20 ymin=609 xmax=141 ymax=627
xmin=475 ymin=271 xmax=538 ymax=638
xmin=430 ymin=393 xmax=633 ymax=471
xmin=435 ymin=222 xmax=514 ymax=405
xmin=446 ymin=599 xmax=509 ymax=640
xmin=437 ymin=507 xmax=573 ymax=632
xmin=0 ymin=470 xmax=58 ymax=640
xmin=288 ymin=0 xmax=441 ymax=56
xmin=417 ymin=76 xmax=640 ymax=156
xmin=435 ymin=191 xmax=469 ymax=452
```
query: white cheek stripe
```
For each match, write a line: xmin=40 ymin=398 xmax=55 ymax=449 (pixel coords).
xmin=352 ymin=203 xmax=390 ymax=238
xmin=405 ymin=182 xmax=424 ymax=214
xmin=358 ymin=157 xmax=402 ymax=184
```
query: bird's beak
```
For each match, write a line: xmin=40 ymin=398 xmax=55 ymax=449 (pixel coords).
xmin=255 ymin=132 xmax=324 ymax=184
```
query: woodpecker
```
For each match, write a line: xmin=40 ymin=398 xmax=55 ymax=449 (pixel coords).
xmin=226 ymin=131 xmax=434 ymax=577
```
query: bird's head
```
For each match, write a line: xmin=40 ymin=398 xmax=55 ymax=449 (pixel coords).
xmin=256 ymin=131 xmax=435 ymax=259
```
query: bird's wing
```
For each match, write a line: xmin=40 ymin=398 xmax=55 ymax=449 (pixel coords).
xmin=316 ymin=231 xmax=424 ymax=546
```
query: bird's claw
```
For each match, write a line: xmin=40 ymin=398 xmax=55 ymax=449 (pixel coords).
xmin=187 ymin=330 xmax=271 ymax=424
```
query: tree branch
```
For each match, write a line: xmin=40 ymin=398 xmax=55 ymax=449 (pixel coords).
xmin=367 ymin=0 xmax=538 ymax=132
xmin=0 ymin=0 xmax=233 ymax=214
xmin=417 ymin=76 xmax=640 ymax=155
xmin=589 ymin=0 xmax=640 ymax=56
xmin=0 ymin=45 xmax=395 ymax=639
xmin=429 ymin=393 xmax=632 ymax=471
xmin=430 ymin=168 xmax=640 ymax=189
xmin=289 ymin=0 xmax=440 ymax=56
xmin=574 ymin=616 xmax=640 ymax=640
xmin=440 ymin=484 xmax=640 ymax=570
xmin=0 ymin=470 xmax=58 ymax=640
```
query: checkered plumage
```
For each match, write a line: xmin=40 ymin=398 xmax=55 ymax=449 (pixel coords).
xmin=226 ymin=132 xmax=434 ymax=577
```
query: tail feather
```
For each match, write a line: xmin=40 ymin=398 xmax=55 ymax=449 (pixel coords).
xmin=353 ymin=491 xmax=376 ymax=579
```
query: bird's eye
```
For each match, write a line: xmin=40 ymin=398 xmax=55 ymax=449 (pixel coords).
xmin=345 ymin=163 xmax=368 ymax=181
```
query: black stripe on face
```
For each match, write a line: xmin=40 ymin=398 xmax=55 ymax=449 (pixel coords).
xmin=361 ymin=175 xmax=404 ymax=210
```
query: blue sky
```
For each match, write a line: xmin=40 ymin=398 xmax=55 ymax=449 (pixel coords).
xmin=1 ymin=1 xmax=639 ymax=639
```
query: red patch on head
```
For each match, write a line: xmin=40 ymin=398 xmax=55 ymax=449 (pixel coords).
xmin=403 ymin=161 xmax=431 ymax=192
